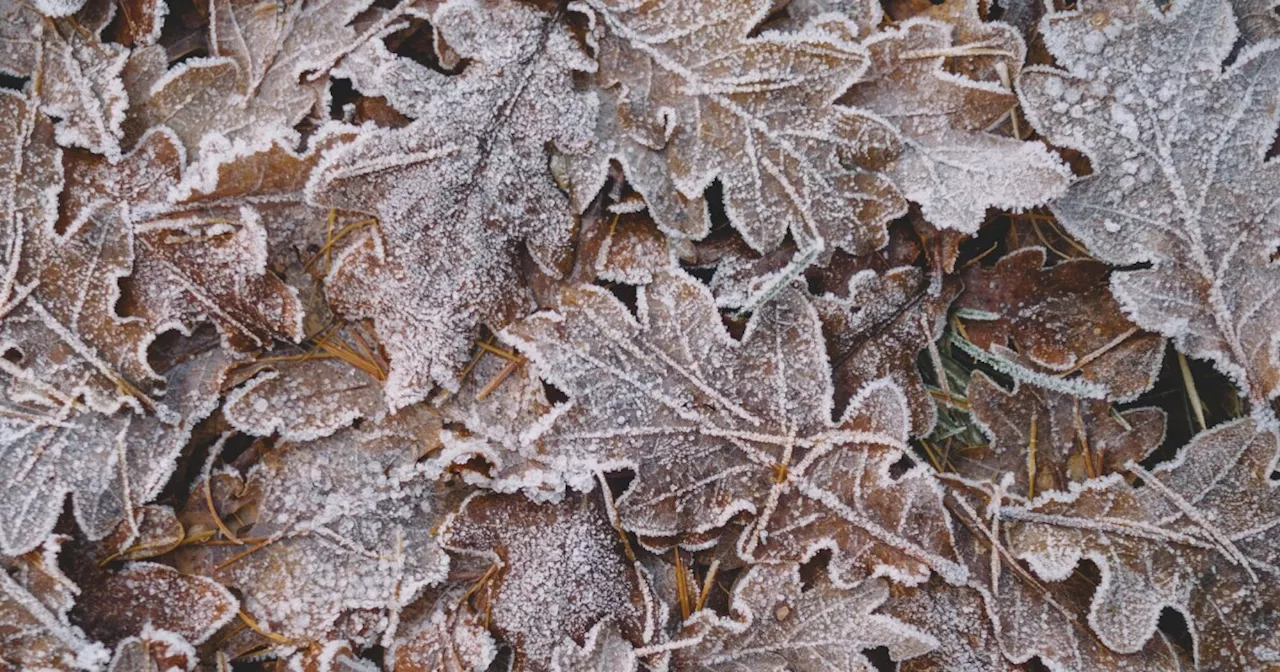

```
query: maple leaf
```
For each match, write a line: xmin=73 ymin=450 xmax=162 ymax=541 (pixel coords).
xmin=1017 ymin=0 xmax=1280 ymax=406
xmin=124 ymin=0 xmax=378 ymax=152
xmin=956 ymin=371 xmax=1166 ymax=497
xmin=0 ymin=348 xmax=231 ymax=556
xmin=438 ymin=490 xmax=653 ymax=672
xmin=1002 ymin=416 xmax=1280 ymax=669
xmin=0 ymin=0 xmax=128 ymax=159
xmin=842 ymin=15 xmax=1071 ymax=233
xmin=670 ymin=564 xmax=936 ymax=670
xmin=174 ymin=407 xmax=450 ymax=648
xmin=0 ymin=537 xmax=111 ymax=671
xmin=956 ymin=246 xmax=1166 ymax=400
xmin=307 ymin=0 xmax=597 ymax=409
xmin=567 ymin=0 xmax=905 ymax=254
xmin=502 ymin=268 xmax=966 ymax=585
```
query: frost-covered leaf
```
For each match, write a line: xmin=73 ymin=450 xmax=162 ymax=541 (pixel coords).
xmin=125 ymin=0 xmax=376 ymax=152
xmin=569 ymin=0 xmax=904 ymax=253
xmin=1232 ymin=0 xmax=1280 ymax=43
xmin=814 ymin=265 xmax=959 ymax=436
xmin=439 ymin=490 xmax=651 ymax=672
xmin=548 ymin=620 xmax=637 ymax=672
xmin=68 ymin=560 xmax=238 ymax=648
xmin=1017 ymin=0 xmax=1280 ymax=406
xmin=1003 ymin=416 xmax=1280 ymax=669
xmin=388 ymin=600 xmax=497 ymax=672
xmin=0 ymin=348 xmax=231 ymax=556
xmin=671 ymin=564 xmax=936 ymax=671
xmin=502 ymin=269 xmax=965 ymax=585
xmin=175 ymin=407 xmax=449 ymax=646
xmin=843 ymin=16 xmax=1070 ymax=232
xmin=436 ymin=346 xmax=565 ymax=498
xmin=0 ymin=0 xmax=128 ymax=159
xmin=956 ymin=246 xmax=1165 ymax=400
xmin=308 ymin=0 xmax=597 ymax=409
xmin=63 ymin=129 xmax=307 ymax=351
xmin=957 ymin=371 xmax=1166 ymax=497
xmin=938 ymin=480 xmax=1195 ymax=670
xmin=887 ymin=578 xmax=1018 ymax=672
xmin=0 ymin=537 xmax=111 ymax=671
xmin=225 ymin=355 xmax=387 ymax=442
xmin=107 ymin=626 xmax=198 ymax=672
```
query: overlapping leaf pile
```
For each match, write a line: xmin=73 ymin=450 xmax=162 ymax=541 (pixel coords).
xmin=2 ymin=0 xmax=1279 ymax=669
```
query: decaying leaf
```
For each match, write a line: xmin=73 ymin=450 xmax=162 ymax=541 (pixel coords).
xmin=671 ymin=563 xmax=936 ymax=670
xmin=956 ymin=246 xmax=1165 ymax=400
xmin=569 ymin=0 xmax=904 ymax=253
xmin=439 ymin=490 xmax=652 ymax=672
xmin=388 ymin=600 xmax=498 ymax=672
xmin=503 ymin=269 xmax=965 ymax=586
xmin=0 ymin=348 xmax=231 ymax=556
xmin=0 ymin=537 xmax=111 ymax=671
xmin=815 ymin=265 xmax=959 ymax=436
xmin=106 ymin=626 xmax=199 ymax=672
xmin=1018 ymin=0 xmax=1280 ymax=406
xmin=308 ymin=0 xmax=597 ymax=408
xmin=958 ymin=371 xmax=1166 ymax=496
xmin=1003 ymin=416 xmax=1280 ymax=669
xmin=225 ymin=355 xmax=387 ymax=442
xmin=844 ymin=14 xmax=1071 ymax=233
xmin=124 ymin=0 xmax=376 ymax=152
xmin=175 ymin=407 xmax=450 ymax=648
xmin=0 ymin=0 xmax=128 ymax=159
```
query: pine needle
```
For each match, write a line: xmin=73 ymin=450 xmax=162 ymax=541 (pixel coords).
xmin=1178 ymin=351 xmax=1207 ymax=431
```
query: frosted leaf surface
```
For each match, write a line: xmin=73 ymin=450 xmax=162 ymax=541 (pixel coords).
xmin=225 ymin=356 xmax=387 ymax=442
xmin=671 ymin=564 xmax=936 ymax=671
xmin=814 ymin=266 xmax=959 ymax=436
xmin=308 ymin=0 xmax=597 ymax=409
xmin=125 ymin=0 xmax=376 ymax=152
xmin=61 ymin=129 xmax=308 ymax=351
xmin=959 ymin=371 xmax=1166 ymax=496
xmin=1003 ymin=416 xmax=1280 ymax=669
xmin=439 ymin=491 xmax=651 ymax=672
xmin=1017 ymin=0 xmax=1280 ymax=406
xmin=172 ymin=126 xmax=360 ymax=271
xmin=0 ymin=1 xmax=128 ymax=159
xmin=548 ymin=620 xmax=638 ymax=672
xmin=0 ymin=538 xmax=111 ymax=671
xmin=843 ymin=17 xmax=1070 ymax=233
xmin=436 ymin=348 xmax=566 ymax=498
xmin=502 ymin=269 xmax=965 ymax=585
xmin=568 ymin=0 xmax=905 ymax=253
xmin=778 ymin=0 xmax=883 ymax=35
xmin=388 ymin=601 xmax=498 ymax=672
xmin=175 ymin=408 xmax=449 ymax=646
xmin=939 ymin=481 xmax=1195 ymax=670
xmin=1232 ymin=0 xmax=1280 ymax=42
xmin=888 ymin=579 xmax=1018 ymax=672
xmin=69 ymin=560 xmax=238 ymax=647
xmin=0 ymin=348 xmax=231 ymax=556
xmin=106 ymin=626 xmax=198 ymax=672
xmin=956 ymin=247 xmax=1165 ymax=400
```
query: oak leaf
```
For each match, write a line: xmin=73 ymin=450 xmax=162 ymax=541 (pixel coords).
xmin=670 ymin=564 xmax=936 ymax=671
xmin=502 ymin=269 xmax=965 ymax=585
xmin=1018 ymin=0 xmax=1280 ymax=406
xmin=439 ymin=490 xmax=652 ymax=672
xmin=956 ymin=247 xmax=1165 ymax=400
xmin=308 ymin=0 xmax=597 ymax=409
xmin=568 ymin=0 xmax=904 ymax=253
xmin=1003 ymin=416 xmax=1280 ymax=669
